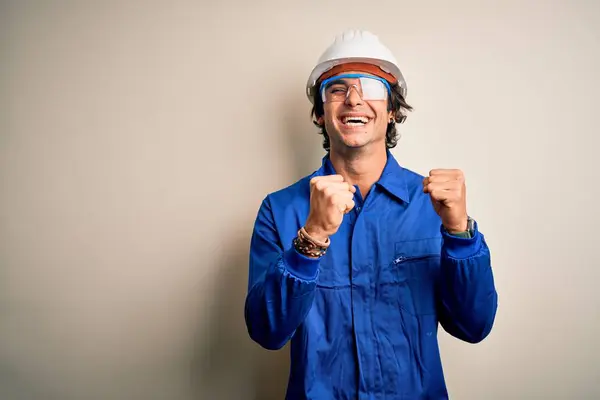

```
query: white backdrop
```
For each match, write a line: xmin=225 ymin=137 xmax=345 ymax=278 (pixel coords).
xmin=1 ymin=1 xmax=598 ymax=399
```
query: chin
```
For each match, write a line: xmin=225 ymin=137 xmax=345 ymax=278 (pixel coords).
xmin=332 ymin=135 xmax=370 ymax=150
xmin=343 ymin=137 xmax=369 ymax=148
xmin=326 ymin=120 xmax=385 ymax=150
xmin=337 ymin=126 xmax=372 ymax=147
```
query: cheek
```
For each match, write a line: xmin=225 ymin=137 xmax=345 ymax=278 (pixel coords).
xmin=380 ymin=102 xmax=391 ymax=118
xmin=322 ymin=105 xmax=339 ymax=126
xmin=372 ymin=105 xmax=390 ymax=127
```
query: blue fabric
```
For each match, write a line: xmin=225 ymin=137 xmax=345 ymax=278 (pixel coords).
xmin=244 ymin=151 xmax=498 ymax=399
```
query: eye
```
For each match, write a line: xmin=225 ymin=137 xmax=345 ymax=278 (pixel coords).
xmin=327 ymin=85 xmax=347 ymax=94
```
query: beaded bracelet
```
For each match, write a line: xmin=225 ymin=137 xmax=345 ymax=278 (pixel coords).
xmin=293 ymin=227 xmax=330 ymax=258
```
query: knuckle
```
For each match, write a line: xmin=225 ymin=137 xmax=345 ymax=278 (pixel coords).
xmin=310 ymin=177 xmax=321 ymax=186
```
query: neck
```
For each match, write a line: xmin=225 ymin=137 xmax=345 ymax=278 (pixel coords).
xmin=329 ymin=145 xmax=388 ymax=197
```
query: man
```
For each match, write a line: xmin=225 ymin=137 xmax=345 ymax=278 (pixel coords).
xmin=244 ymin=29 xmax=498 ymax=399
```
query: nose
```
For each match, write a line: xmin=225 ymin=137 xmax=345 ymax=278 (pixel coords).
xmin=345 ymin=85 xmax=363 ymax=107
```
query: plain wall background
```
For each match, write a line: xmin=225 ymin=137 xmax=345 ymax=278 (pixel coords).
xmin=1 ymin=1 xmax=598 ymax=399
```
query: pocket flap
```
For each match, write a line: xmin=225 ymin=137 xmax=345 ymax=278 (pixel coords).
xmin=394 ymin=237 xmax=441 ymax=258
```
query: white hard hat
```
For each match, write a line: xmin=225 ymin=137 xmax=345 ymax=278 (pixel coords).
xmin=306 ymin=30 xmax=407 ymax=103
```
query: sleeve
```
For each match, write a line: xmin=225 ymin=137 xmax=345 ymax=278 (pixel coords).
xmin=437 ymin=220 xmax=498 ymax=343
xmin=244 ymin=197 xmax=321 ymax=350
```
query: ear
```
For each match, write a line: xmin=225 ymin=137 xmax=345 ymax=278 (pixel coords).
xmin=388 ymin=111 xmax=394 ymax=123
xmin=317 ymin=116 xmax=324 ymax=126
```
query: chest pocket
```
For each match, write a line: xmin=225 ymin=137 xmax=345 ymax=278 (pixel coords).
xmin=388 ymin=237 xmax=442 ymax=316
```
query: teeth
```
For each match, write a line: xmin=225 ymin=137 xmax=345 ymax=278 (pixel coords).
xmin=343 ymin=116 xmax=369 ymax=125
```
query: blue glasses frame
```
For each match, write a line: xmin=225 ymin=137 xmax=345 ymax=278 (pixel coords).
xmin=319 ymin=73 xmax=392 ymax=102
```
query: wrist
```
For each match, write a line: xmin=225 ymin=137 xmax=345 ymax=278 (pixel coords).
xmin=444 ymin=216 xmax=474 ymax=236
xmin=293 ymin=227 xmax=330 ymax=259
xmin=445 ymin=226 xmax=468 ymax=235
xmin=443 ymin=217 xmax=468 ymax=234
xmin=304 ymin=224 xmax=329 ymax=243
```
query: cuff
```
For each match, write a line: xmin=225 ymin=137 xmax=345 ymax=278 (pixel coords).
xmin=283 ymin=247 xmax=321 ymax=281
xmin=441 ymin=221 xmax=483 ymax=259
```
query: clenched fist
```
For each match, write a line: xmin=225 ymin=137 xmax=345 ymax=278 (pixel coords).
xmin=304 ymin=175 xmax=356 ymax=242
xmin=423 ymin=169 xmax=469 ymax=234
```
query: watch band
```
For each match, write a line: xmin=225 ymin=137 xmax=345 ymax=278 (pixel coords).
xmin=445 ymin=217 xmax=475 ymax=238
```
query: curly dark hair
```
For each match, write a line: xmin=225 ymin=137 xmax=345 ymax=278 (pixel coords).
xmin=310 ymin=82 xmax=413 ymax=151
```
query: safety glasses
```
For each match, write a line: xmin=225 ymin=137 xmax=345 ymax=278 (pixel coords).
xmin=319 ymin=73 xmax=391 ymax=103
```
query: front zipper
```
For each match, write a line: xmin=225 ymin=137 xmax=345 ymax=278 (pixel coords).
xmin=393 ymin=254 xmax=438 ymax=265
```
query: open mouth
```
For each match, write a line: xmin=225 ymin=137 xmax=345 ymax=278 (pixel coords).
xmin=341 ymin=115 xmax=371 ymax=127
